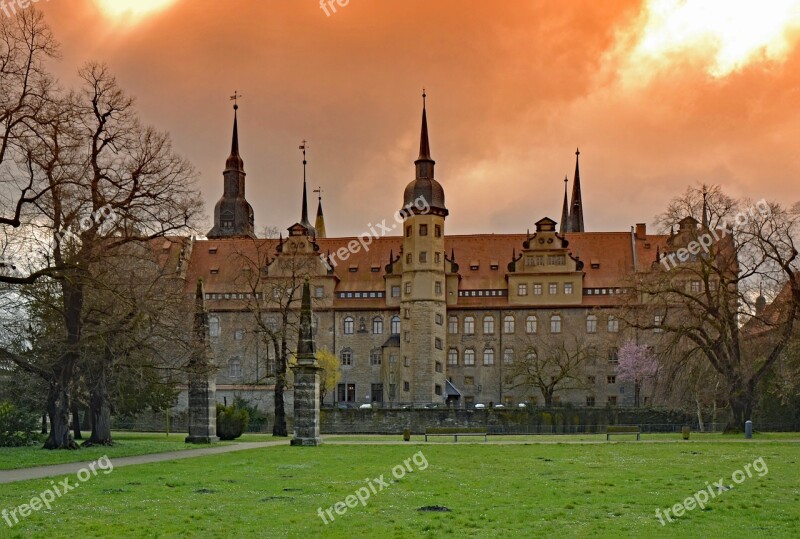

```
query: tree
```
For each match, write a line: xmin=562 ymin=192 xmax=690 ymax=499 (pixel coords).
xmin=616 ymin=340 xmax=658 ymax=407
xmin=622 ymin=185 xmax=800 ymax=430
xmin=315 ymin=348 xmax=341 ymax=403
xmin=506 ymin=331 xmax=591 ymax=406
xmin=0 ymin=60 xmax=202 ymax=448
xmin=235 ymin=231 xmax=327 ymax=436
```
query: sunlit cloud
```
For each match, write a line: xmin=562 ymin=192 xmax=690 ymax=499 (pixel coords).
xmin=614 ymin=0 xmax=800 ymax=84
xmin=95 ymin=0 xmax=178 ymax=23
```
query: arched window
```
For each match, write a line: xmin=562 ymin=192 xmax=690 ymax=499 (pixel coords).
xmin=448 ymin=316 xmax=459 ymax=334
xmin=504 ymin=348 xmax=514 ymax=365
xmin=464 ymin=349 xmax=475 ymax=366
xmin=586 ymin=315 xmax=597 ymax=334
xmin=372 ymin=317 xmax=383 ymax=334
xmin=504 ymin=315 xmax=515 ymax=334
xmin=526 ymin=349 xmax=538 ymax=361
xmin=228 ymin=358 xmax=242 ymax=378
xmin=464 ymin=316 xmax=475 ymax=335
xmin=390 ymin=316 xmax=401 ymax=335
xmin=340 ymin=348 xmax=353 ymax=366
xmin=550 ymin=314 xmax=562 ymax=334
xmin=344 ymin=316 xmax=354 ymax=335
xmin=608 ymin=316 xmax=619 ymax=333
xmin=209 ymin=316 xmax=220 ymax=338
xmin=483 ymin=316 xmax=495 ymax=335
xmin=526 ymin=315 xmax=537 ymax=334
xmin=483 ymin=349 xmax=495 ymax=365
xmin=448 ymin=349 xmax=459 ymax=365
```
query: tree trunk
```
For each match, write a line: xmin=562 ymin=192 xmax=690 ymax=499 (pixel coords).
xmin=85 ymin=367 xmax=112 ymax=446
xmin=272 ymin=337 xmax=288 ymax=436
xmin=695 ymin=393 xmax=704 ymax=433
xmin=725 ymin=378 xmax=754 ymax=433
xmin=41 ymin=412 xmax=48 ymax=435
xmin=44 ymin=381 xmax=78 ymax=450
xmin=71 ymin=402 xmax=82 ymax=440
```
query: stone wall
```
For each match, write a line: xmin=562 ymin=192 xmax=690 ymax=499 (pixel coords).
xmin=320 ymin=407 xmax=694 ymax=434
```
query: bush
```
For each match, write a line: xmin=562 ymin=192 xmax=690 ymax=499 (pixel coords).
xmin=0 ymin=401 xmax=41 ymax=447
xmin=232 ymin=396 xmax=268 ymax=433
xmin=216 ymin=403 xmax=250 ymax=441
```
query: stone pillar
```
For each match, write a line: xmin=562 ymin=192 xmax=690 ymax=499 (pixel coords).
xmin=290 ymin=363 xmax=323 ymax=446
xmin=186 ymin=375 xmax=219 ymax=444
xmin=185 ymin=279 xmax=219 ymax=444
xmin=290 ymin=277 xmax=323 ymax=446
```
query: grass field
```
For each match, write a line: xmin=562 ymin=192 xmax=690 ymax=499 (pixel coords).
xmin=1 ymin=435 xmax=798 ymax=537
xmin=0 ymin=432 xmax=227 ymax=471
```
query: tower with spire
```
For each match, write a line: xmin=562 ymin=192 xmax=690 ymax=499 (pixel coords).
xmin=560 ymin=149 xmax=586 ymax=233
xmin=298 ymin=142 xmax=316 ymax=237
xmin=400 ymin=91 xmax=448 ymax=405
xmin=208 ymin=96 xmax=256 ymax=239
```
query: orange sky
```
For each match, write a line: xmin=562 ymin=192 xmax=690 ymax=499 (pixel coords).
xmin=36 ymin=0 xmax=800 ymax=236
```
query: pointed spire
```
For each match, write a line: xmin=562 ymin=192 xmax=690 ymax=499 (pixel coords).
xmin=415 ymin=90 xmax=435 ymax=180
xmin=225 ymin=95 xmax=244 ymax=171
xmin=418 ymin=89 xmax=431 ymax=160
xmin=701 ymin=186 xmax=709 ymax=229
xmin=299 ymin=142 xmax=315 ymax=236
xmin=314 ymin=187 xmax=326 ymax=238
xmin=296 ymin=278 xmax=316 ymax=361
xmin=569 ymin=148 xmax=585 ymax=232
xmin=193 ymin=279 xmax=208 ymax=342
xmin=560 ymin=176 xmax=570 ymax=234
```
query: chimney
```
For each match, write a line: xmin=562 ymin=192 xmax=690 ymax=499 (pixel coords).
xmin=635 ymin=223 xmax=647 ymax=241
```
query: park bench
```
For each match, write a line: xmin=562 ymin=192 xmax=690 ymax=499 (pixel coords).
xmin=424 ymin=427 xmax=487 ymax=442
xmin=606 ymin=425 xmax=641 ymax=440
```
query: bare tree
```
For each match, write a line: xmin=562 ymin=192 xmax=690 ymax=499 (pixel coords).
xmin=235 ymin=232 xmax=327 ymax=436
xmin=622 ymin=185 xmax=800 ymax=430
xmin=506 ymin=330 xmax=591 ymax=406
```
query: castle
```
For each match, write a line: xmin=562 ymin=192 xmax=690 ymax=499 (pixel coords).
xmin=174 ymin=96 xmax=670 ymax=411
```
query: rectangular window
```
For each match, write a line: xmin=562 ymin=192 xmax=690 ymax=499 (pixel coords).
xmin=406 ymin=226 xmax=412 ymax=237
xmin=435 ymin=313 xmax=443 ymax=325
xmin=403 ymin=381 xmax=410 ymax=392
xmin=607 ymin=375 xmax=616 ymax=384
xmin=586 ymin=396 xmax=595 ymax=407
xmin=608 ymin=396 xmax=617 ymax=406
xmin=435 ymin=281 xmax=442 ymax=295
xmin=434 ymin=252 xmax=441 ymax=264
xmin=587 ymin=375 xmax=596 ymax=385
xmin=435 ymin=361 xmax=443 ymax=373
xmin=533 ymin=283 xmax=543 ymax=296
xmin=464 ymin=376 xmax=474 ymax=386
xmin=406 ymin=253 xmax=412 ymax=264
xmin=654 ymin=315 xmax=663 ymax=333
xmin=315 ymin=286 xmax=324 ymax=298
xmin=404 ymin=356 xmax=411 ymax=367
xmin=518 ymin=283 xmax=528 ymax=296
xmin=608 ymin=348 xmax=619 ymax=363
xmin=405 ymin=282 xmax=412 ymax=295
xmin=435 ymin=225 xmax=441 ymax=237
xmin=392 ymin=285 xmax=401 ymax=298
xmin=435 ymin=384 xmax=442 ymax=396
xmin=564 ymin=283 xmax=573 ymax=295
xmin=690 ymin=280 xmax=701 ymax=293
xmin=337 ymin=383 xmax=356 ymax=402
xmin=435 ymin=337 xmax=443 ymax=350
xmin=419 ymin=251 xmax=428 ymax=263
xmin=549 ymin=283 xmax=558 ymax=295
xmin=371 ymin=384 xmax=384 ymax=403
xmin=448 ymin=349 xmax=458 ymax=365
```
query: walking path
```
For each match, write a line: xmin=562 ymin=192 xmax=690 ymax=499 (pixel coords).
xmin=0 ymin=441 xmax=283 ymax=484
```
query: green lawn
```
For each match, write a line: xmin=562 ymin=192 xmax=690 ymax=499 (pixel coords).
xmin=1 ymin=438 xmax=798 ymax=537
xmin=0 ymin=432 xmax=226 ymax=470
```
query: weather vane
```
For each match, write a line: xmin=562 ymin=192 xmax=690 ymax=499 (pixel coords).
xmin=313 ymin=186 xmax=323 ymax=202
xmin=230 ymin=90 xmax=242 ymax=109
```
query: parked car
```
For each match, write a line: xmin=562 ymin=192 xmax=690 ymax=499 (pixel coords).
xmin=359 ymin=403 xmax=373 ymax=410
xmin=518 ymin=403 xmax=527 ymax=408
xmin=474 ymin=403 xmax=486 ymax=409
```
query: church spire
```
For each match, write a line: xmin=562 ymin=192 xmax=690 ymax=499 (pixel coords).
xmin=560 ymin=176 xmax=570 ymax=234
xmin=569 ymin=148 xmax=585 ymax=232
xmin=226 ymin=91 xmax=244 ymax=171
xmin=701 ymin=185 xmax=709 ymax=229
xmin=299 ymin=141 xmax=315 ymax=236
xmin=314 ymin=187 xmax=327 ymax=238
xmin=415 ymin=90 xmax=435 ymax=180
